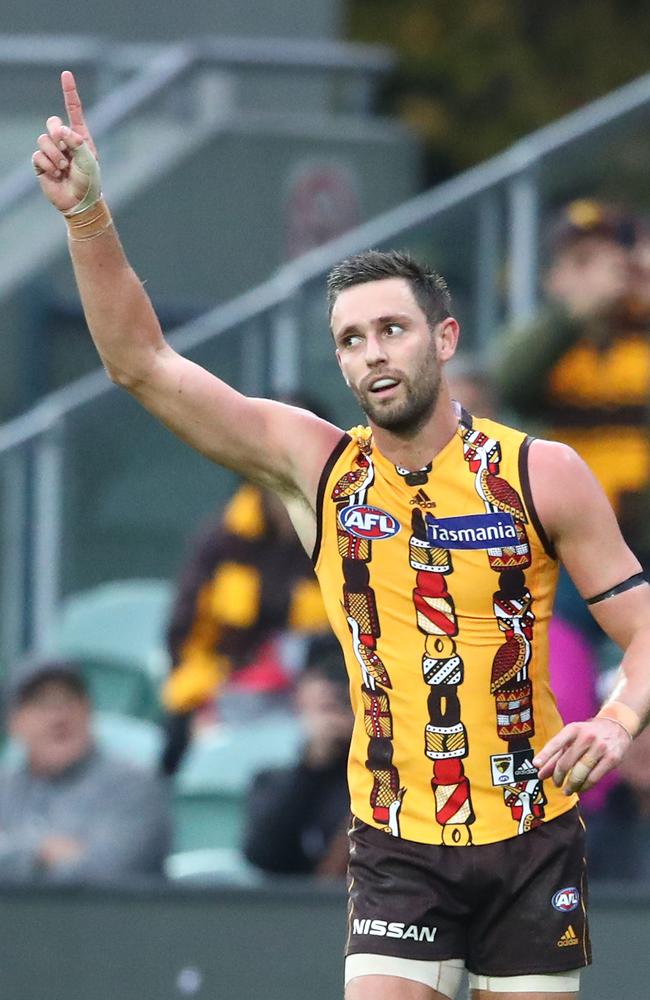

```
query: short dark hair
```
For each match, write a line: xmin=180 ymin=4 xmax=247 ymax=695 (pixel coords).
xmin=327 ymin=249 xmax=452 ymax=329
xmin=7 ymin=658 xmax=88 ymax=710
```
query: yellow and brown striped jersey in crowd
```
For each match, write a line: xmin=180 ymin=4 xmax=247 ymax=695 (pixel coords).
xmin=313 ymin=409 xmax=577 ymax=846
xmin=163 ymin=483 xmax=328 ymax=713
xmin=545 ymin=301 xmax=650 ymax=519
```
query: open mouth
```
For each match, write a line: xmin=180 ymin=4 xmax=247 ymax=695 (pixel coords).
xmin=368 ymin=376 xmax=401 ymax=396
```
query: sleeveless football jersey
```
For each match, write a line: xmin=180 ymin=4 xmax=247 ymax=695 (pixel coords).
xmin=313 ymin=409 xmax=576 ymax=846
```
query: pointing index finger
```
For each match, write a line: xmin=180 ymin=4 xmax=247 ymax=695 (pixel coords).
xmin=61 ymin=70 xmax=87 ymax=136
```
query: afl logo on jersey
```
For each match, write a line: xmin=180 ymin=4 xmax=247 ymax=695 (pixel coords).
xmin=338 ymin=504 xmax=401 ymax=540
xmin=551 ymin=887 xmax=580 ymax=912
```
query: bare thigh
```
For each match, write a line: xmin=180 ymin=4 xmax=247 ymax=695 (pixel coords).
xmin=346 ymin=975 xmax=447 ymax=1000
xmin=472 ymin=992 xmax=577 ymax=1000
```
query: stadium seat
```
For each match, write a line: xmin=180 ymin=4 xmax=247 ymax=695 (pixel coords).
xmin=165 ymin=847 xmax=262 ymax=885
xmin=49 ymin=578 xmax=173 ymax=676
xmin=175 ymin=712 xmax=303 ymax=791
xmin=172 ymin=789 xmax=246 ymax=852
xmin=93 ymin=711 xmax=164 ymax=770
xmin=72 ymin=654 xmax=162 ymax=721
xmin=45 ymin=578 xmax=173 ymax=719
xmin=172 ymin=712 xmax=304 ymax=851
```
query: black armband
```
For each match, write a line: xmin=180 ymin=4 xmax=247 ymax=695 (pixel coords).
xmin=585 ymin=571 xmax=647 ymax=606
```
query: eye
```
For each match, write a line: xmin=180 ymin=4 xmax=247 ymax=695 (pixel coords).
xmin=340 ymin=333 xmax=362 ymax=348
xmin=384 ymin=323 xmax=404 ymax=336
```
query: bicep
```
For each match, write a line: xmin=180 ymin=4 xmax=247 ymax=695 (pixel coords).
xmin=131 ymin=347 xmax=281 ymax=479
xmin=128 ymin=345 xmax=341 ymax=499
xmin=530 ymin=438 xmax=643 ymax=612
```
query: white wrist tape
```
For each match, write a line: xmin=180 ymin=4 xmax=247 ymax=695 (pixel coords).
xmin=64 ymin=142 xmax=102 ymax=217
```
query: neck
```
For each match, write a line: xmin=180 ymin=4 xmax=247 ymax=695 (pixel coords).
xmin=369 ymin=384 xmax=460 ymax=470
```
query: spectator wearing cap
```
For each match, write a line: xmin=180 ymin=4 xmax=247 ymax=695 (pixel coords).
xmin=0 ymin=659 xmax=171 ymax=883
xmin=496 ymin=198 xmax=650 ymax=561
xmin=242 ymin=634 xmax=352 ymax=878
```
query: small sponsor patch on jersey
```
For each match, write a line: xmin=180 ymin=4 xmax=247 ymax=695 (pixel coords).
xmin=424 ymin=512 xmax=518 ymax=549
xmin=490 ymin=750 xmax=538 ymax=787
xmin=338 ymin=504 xmax=400 ymax=540
xmin=552 ymin=888 xmax=580 ymax=913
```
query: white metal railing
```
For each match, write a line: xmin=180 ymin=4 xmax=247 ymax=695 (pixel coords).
xmin=0 ymin=34 xmax=395 ymax=221
xmin=3 ymin=61 xmax=650 ymax=662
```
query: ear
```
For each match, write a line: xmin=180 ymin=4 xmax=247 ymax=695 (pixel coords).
xmin=436 ymin=317 xmax=460 ymax=362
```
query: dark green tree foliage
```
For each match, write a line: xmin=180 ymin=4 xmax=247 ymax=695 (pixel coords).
xmin=348 ymin=0 xmax=650 ymax=182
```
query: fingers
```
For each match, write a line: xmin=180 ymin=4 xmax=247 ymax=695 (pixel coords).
xmin=33 ymin=120 xmax=86 ymax=183
xmin=544 ymin=718 xmax=630 ymax=794
xmin=535 ymin=719 xmax=631 ymax=797
xmin=61 ymin=70 xmax=87 ymax=134
xmin=534 ymin=722 xmax=602 ymax=791
xmin=563 ymin=753 xmax=600 ymax=795
xmin=532 ymin=722 xmax=579 ymax=780
xmin=46 ymin=116 xmax=84 ymax=152
xmin=551 ymin=732 xmax=595 ymax=789
xmin=575 ymin=756 xmax=611 ymax=793
xmin=32 ymin=151 xmax=54 ymax=178
xmin=534 ymin=746 xmax=564 ymax=781
xmin=37 ymin=132 xmax=70 ymax=173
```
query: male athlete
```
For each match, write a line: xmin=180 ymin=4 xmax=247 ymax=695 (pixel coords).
xmin=33 ymin=73 xmax=650 ymax=1000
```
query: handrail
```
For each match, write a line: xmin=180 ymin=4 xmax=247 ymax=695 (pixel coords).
xmin=0 ymin=33 xmax=395 ymax=76
xmin=194 ymin=36 xmax=395 ymax=74
xmin=3 ymin=67 xmax=650 ymax=456
xmin=0 ymin=33 xmax=109 ymax=65
xmin=0 ymin=34 xmax=395 ymax=230
xmin=0 ymin=43 xmax=197 ymax=218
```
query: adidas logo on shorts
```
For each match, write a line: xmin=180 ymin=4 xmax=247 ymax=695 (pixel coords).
xmin=557 ymin=925 xmax=579 ymax=947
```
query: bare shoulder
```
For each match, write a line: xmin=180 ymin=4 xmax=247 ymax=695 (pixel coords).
xmin=254 ymin=397 xmax=347 ymax=509
xmin=526 ymin=438 xmax=603 ymax=540
xmin=527 ymin=438 xmax=641 ymax=599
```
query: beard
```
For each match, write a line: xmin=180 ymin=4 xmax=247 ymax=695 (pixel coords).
xmin=351 ymin=350 xmax=442 ymax=437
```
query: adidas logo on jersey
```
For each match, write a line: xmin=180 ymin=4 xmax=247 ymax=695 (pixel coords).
xmin=557 ymin=925 xmax=579 ymax=947
xmin=409 ymin=489 xmax=436 ymax=509
xmin=515 ymin=757 xmax=537 ymax=775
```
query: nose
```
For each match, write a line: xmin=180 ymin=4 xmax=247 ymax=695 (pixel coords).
xmin=364 ymin=331 xmax=388 ymax=367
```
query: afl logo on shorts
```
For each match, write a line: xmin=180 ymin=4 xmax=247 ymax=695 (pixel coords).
xmin=551 ymin=887 xmax=580 ymax=912
xmin=338 ymin=504 xmax=400 ymax=540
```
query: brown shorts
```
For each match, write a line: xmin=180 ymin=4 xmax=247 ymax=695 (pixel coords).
xmin=346 ymin=807 xmax=591 ymax=978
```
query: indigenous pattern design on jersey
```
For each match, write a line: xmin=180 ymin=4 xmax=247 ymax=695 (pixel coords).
xmin=314 ymin=411 xmax=575 ymax=846
xmin=330 ymin=428 xmax=404 ymax=835
xmin=459 ymin=422 xmax=544 ymax=834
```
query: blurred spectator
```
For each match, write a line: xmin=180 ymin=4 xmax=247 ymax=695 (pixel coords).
xmin=497 ymin=198 xmax=650 ymax=562
xmin=446 ymin=355 xmax=498 ymax=419
xmin=160 ymin=396 xmax=331 ymax=777
xmin=160 ymin=482 xmax=330 ymax=774
xmin=242 ymin=634 xmax=352 ymax=878
xmin=0 ymin=659 xmax=171 ymax=883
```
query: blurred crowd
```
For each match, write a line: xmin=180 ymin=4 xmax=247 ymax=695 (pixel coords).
xmin=1 ymin=197 xmax=649 ymax=887
xmin=497 ymin=197 xmax=650 ymax=879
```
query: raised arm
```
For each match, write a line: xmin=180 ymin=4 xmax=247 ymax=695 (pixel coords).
xmin=529 ymin=440 xmax=650 ymax=793
xmin=32 ymin=72 xmax=342 ymax=517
